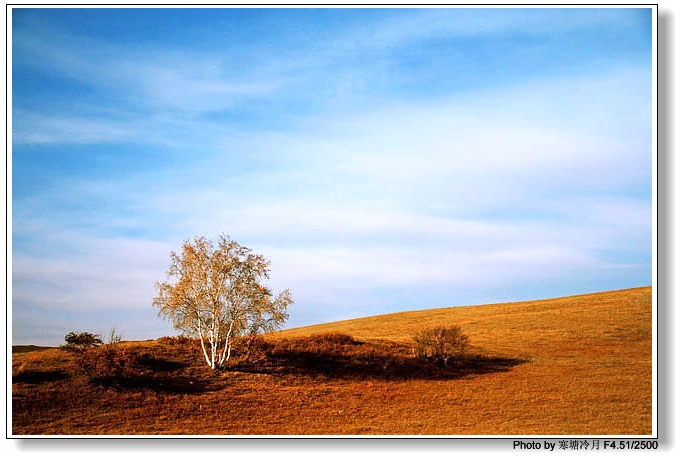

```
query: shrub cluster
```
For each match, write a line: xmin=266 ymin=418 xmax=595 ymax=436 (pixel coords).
xmin=310 ymin=333 xmax=357 ymax=346
xmin=236 ymin=335 xmax=274 ymax=362
xmin=64 ymin=324 xmax=472 ymax=383
xmin=158 ymin=335 xmax=193 ymax=346
xmin=272 ymin=333 xmax=359 ymax=357
xmin=68 ymin=329 xmax=136 ymax=382
xmin=75 ymin=344 xmax=137 ymax=381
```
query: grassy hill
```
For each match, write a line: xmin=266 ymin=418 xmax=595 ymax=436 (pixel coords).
xmin=278 ymin=286 xmax=653 ymax=358
xmin=12 ymin=286 xmax=652 ymax=436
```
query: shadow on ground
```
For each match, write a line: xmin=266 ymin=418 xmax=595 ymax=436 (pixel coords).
xmin=13 ymin=370 xmax=69 ymax=384
xmin=229 ymin=336 xmax=528 ymax=381
xmin=91 ymin=354 xmax=221 ymax=393
xmin=92 ymin=373 xmax=219 ymax=394
xmin=12 ymin=335 xmax=528 ymax=394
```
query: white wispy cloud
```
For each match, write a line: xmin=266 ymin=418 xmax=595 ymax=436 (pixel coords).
xmin=12 ymin=236 xmax=170 ymax=310
xmin=13 ymin=110 xmax=140 ymax=145
xmin=313 ymin=8 xmax=647 ymax=57
xmin=13 ymin=25 xmax=283 ymax=119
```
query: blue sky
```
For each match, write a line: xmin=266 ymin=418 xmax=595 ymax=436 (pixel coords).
xmin=11 ymin=7 xmax=654 ymax=346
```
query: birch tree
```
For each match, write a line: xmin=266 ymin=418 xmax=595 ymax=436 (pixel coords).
xmin=153 ymin=234 xmax=293 ymax=369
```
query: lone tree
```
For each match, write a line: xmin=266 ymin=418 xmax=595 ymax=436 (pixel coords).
xmin=153 ymin=234 xmax=293 ymax=369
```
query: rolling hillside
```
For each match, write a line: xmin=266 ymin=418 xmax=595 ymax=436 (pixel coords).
xmin=12 ymin=286 xmax=653 ymax=435
xmin=276 ymin=286 xmax=652 ymax=351
xmin=275 ymin=286 xmax=654 ymax=435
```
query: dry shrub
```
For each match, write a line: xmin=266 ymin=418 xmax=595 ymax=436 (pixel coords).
xmin=242 ymin=335 xmax=274 ymax=361
xmin=272 ymin=332 xmax=358 ymax=357
xmin=158 ymin=335 xmax=193 ymax=346
xmin=158 ymin=335 xmax=196 ymax=353
xmin=13 ymin=359 xmax=29 ymax=378
xmin=76 ymin=344 xmax=136 ymax=381
xmin=62 ymin=331 xmax=103 ymax=353
xmin=413 ymin=325 xmax=470 ymax=366
xmin=311 ymin=333 xmax=356 ymax=346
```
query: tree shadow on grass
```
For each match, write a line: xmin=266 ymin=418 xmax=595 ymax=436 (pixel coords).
xmin=135 ymin=353 xmax=187 ymax=372
xmin=92 ymin=373 xmax=218 ymax=394
xmin=264 ymin=351 xmax=527 ymax=381
xmin=13 ymin=370 xmax=69 ymax=384
xmin=89 ymin=354 xmax=216 ymax=394
xmin=230 ymin=336 xmax=528 ymax=381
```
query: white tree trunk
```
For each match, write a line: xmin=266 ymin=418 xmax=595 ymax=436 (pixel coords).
xmin=198 ymin=330 xmax=212 ymax=368
xmin=218 ymin=320 xmax=235 ymax=367
xmin=196 ymin=316 xmax=213 ymax=368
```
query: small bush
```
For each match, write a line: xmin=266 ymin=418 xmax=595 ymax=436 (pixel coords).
xmin=413 ymin=325 xmax=470 ymax=366
xmin=312 ymin=333 xmax=357 ymax=346
xmin=154 ymin=336 xmax=197 ymax=362
xmin=273 ymin=333 xmax=358 ymax=356
xmin=76 ymin=344 xmax=136 ymax=381
xmin=74 ymin=328 xmax=134 ymax=382
xmin=159 ymin=335 xmax=193 ymax=346
xmin=62 ymin=331 xmax=103 ymax=353
xmin=246 ymin=335 xmax=273 ymax=356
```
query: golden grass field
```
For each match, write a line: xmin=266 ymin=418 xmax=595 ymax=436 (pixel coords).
xmin=11 ymin=286 xmax=652 ymax=436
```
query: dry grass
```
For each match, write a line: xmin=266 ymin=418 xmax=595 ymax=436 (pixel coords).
xmin=11 ymin=286 xmax=652 ymax=436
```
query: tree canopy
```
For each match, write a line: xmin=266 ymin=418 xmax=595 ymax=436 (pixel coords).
xmin=153 ymin=234 xmax=293 ymax=369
